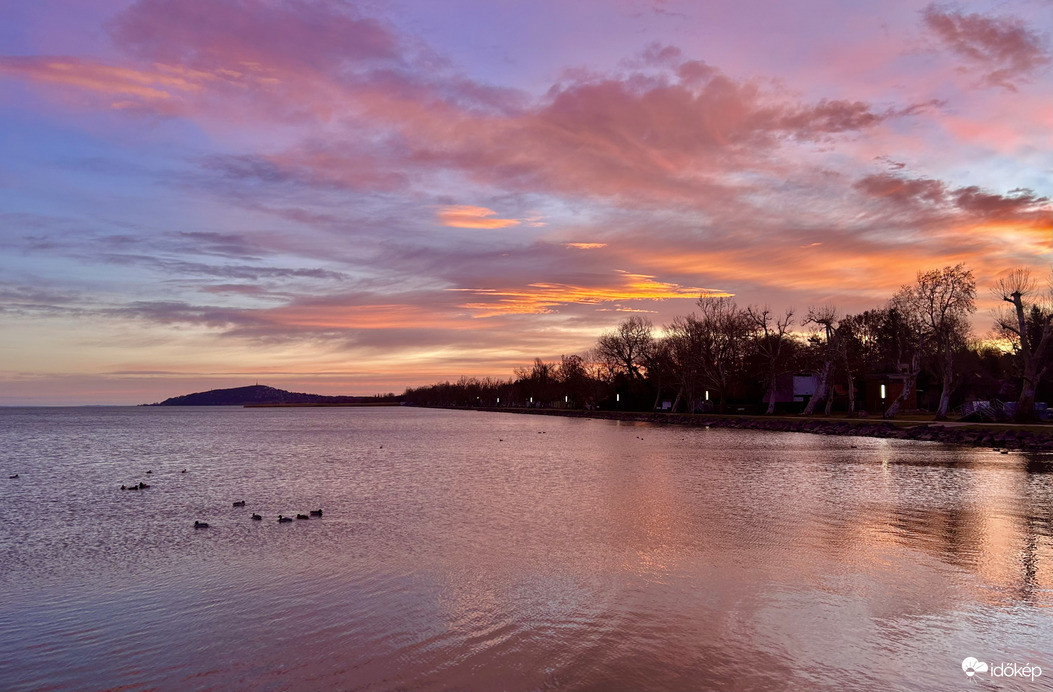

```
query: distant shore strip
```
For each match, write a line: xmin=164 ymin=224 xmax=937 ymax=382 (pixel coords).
xmin=243 ymin=402 xmax=403 ymax=407
xmin=449 ymin=406 xmax=1053 ymax=452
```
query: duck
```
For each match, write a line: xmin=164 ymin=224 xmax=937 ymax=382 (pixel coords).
xmin=232 ymin=500 xmax=246 ymax=507
xmin=194 ymin=521 xmax=209 ymax=529
xmin=181 ymin=469 xmax=187 ymax=473
xmin=146 ymin=470 xmax=152 ymax=474
xmin=138 ymin=482 xmax=151 ymax=489
xmin=278 ymin=515 xmax=293 ymax=523
xmin=9 ymin=474 xmax=18 ymax=479
xmin=296 ymin=513 xmax=310 ymax=520
xmin=251 ymin=513 xmax=262 ymax=520
xmin=309 ymin=509 xmax=323 ymax=517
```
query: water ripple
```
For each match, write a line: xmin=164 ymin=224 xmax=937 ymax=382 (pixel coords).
xmin=0 ymin=407 xmax=1050 ymax=691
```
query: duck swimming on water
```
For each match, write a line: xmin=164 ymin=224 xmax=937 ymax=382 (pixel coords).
xmin=251 ymin=513 xmax=262 ymax=520
xmin=296 ymin=514 xmax=309 ymax=520
xmin=194 ymin=521 xmax=209 ymax=529
xmin=278 ymin=515 xmax=293 ymax=523
xmin=309 ymin=509 xmax=322 ymax=517
xmin=233 ymin=500 xmax=246 ymax=507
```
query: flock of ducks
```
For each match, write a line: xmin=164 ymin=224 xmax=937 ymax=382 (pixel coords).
xmin=194 ymin=504 xmax=323 ymax=528
xmin=110 ymin=468 xmax=325 ymax=529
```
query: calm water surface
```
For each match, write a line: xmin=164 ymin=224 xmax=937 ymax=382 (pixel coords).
xmin=0 ymin=407 xmax=1050 ymax=691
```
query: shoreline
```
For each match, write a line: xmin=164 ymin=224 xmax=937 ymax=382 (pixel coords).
xmin=243 ymin=402 xmax=402 ymax=407
xmin=449 ymin=406 xmax=1053 ymax=452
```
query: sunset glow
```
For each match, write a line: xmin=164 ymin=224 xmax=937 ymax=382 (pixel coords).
xmin=0 ymin=0 xmax=1049 ymax=404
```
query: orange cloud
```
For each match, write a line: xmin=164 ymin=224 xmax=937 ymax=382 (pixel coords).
xmin=437 ymin=205 xmax=521 ymax=229
xmin=0 ymin=57 xmax=206 ymax=103
xmin=564 ymin=242 xmax=608 ymax=249
xmin=451 ymin=270 xmax=722 ymax=316
xmin=624 ymin=219 xmax=1047 ymax=304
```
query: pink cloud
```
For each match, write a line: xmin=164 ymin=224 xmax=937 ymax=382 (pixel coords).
xmin=922 ymin=4 xmax=1051 ymax=90
xmin=854 ymin=173 xmax=1050 ymax=229
xmin=953 ymin=186 xmax=1049 ymax=220
xmin=108 ymin=0 xmax=401 ymax=74
xmin=1 ymin=0 xmax=935 ymax=212
xmin=0 ymin=56 xmax=207 ymax=113
xmin=854 ymin=173 xmax=947 ymax=207
xmin=2 ymin=0 xmax=433 ymax=128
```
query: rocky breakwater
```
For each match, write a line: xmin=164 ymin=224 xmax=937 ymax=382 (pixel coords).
xmin=467 ymin=407 xmax=1053 ymax=452
xmin=657 ymin=415 xmax=1053 ymax=452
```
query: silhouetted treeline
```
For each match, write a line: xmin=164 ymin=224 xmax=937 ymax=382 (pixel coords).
xmin=404 ymin=266 xmax=1052 ymax=422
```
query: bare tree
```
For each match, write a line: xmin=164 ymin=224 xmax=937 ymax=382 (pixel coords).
xmin=880 ymin=266 xmax=977 ymax=418
xmin=665 ymin=317 xmax=705 ymax=412
xmin=594 ymin=315 xmax=654 ymax=382
xmin=915 ymin=265 xmax=977 ymax=419
xmin=645 ymin=337 xmax=677 ymax=411
xmin=747 ymin=306 xmax=795 ymax=414
xmin=882 ymin=294 xmax=927 ymax=419
xmin=993 ymin=268 xmax=1053 ymax=421
xmin=556 ymin=354 xmax=589 ymax=406
xmin=838 ymin=310 xmax=887 ymax=415
xmin=801 ymin=306 xmax=839 ymax=416
xmin=678 ymin=296 xmax=752 ymax=413
xmin=514 ymin=357 xmax=557 ymax=404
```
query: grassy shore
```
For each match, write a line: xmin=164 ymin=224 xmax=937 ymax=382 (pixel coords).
xmin=453 ymin=406 xmax=1053 ymax=451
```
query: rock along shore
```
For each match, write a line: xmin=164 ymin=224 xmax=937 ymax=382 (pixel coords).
xmin=457 ymin=407 xmax=1053 ymax=452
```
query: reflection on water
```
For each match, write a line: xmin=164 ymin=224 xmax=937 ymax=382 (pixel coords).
xmin=0 ymin=407 xmax=1050 ymax=691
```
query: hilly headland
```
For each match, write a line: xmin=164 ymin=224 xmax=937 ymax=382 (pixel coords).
xmin=145 ymin=384 xmax=401 ymax=407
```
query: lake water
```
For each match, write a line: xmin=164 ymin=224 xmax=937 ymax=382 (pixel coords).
xmin=0 ymin=406 xmax=1050 ymax=691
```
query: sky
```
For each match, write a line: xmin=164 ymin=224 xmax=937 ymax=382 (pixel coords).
xmin=0 ymin=0 xmax=1050 ymax=405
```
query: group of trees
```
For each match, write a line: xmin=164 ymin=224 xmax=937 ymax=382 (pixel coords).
xmin=403 ymin=266 xmax=1052 ymax=422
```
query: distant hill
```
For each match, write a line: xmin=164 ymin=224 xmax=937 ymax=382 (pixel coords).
xmin=148 ymin=384 xmax=368 ymax=406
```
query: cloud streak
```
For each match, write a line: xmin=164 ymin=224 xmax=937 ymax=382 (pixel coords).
xmin=437 ymin=205 xmax=521 ymax=229
xmin=922 ymin=4 xmax=1051 ymax=90
xmin=451 ymin=271 xmax=716 ymax=317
